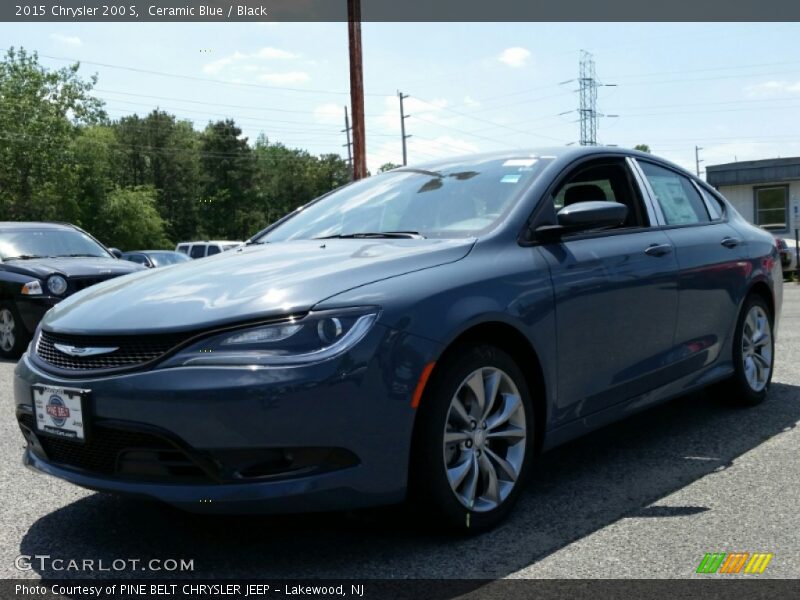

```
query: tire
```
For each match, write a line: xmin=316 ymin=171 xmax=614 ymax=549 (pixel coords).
xmin=722 ymin=294 xmax=775 ymax=406
xmin=409 ymin=343 xmax=535 ymax=533
xmin=0 ymin=301 xmax=30 ymax=360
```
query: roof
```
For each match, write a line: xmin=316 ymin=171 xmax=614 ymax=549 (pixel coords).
xmin=706 ymin=157 xmax=800 ymax=187
xmin=0 ymin=221 xmax=75 ymax=230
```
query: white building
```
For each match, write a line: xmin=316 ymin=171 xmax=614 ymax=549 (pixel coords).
xmin=706 ymin=157 xmax=800 ymax=236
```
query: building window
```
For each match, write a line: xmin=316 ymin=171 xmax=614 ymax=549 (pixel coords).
xmin=755 ymin=186 xmax=788 ymax=231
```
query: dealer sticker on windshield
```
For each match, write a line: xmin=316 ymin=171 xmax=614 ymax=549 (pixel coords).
xmin=32 ymin=385 xmax=88 ymax=442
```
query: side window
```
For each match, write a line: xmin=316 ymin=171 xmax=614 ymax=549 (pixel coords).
xmin=639 ymin=161 xmax=710 ymax=225
xmin=699 ymin=187 xmax=723 ymax=220
xmin=206 ymin=245 xmax=221 ymax=256
xmin=190 ymin=245 xmax=206 ymax=259
xmin=552 ymin=160 xmax=648 ymax=228
xmin=176 ymin=244 xmax=189 ymax=255
xmin=127 ymin=254 xmax=148 ymax=265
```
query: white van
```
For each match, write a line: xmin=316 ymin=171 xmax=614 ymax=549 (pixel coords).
xmin=175 ymin=240 xmax=242 ymax=259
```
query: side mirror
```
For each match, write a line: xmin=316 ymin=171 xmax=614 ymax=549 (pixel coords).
xmin=108 ymin=247 xmax=123 ymax=259
xmin=536 ymin=201 xmax=628 ymax=239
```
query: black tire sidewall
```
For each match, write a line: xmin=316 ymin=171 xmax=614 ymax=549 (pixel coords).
xmin=0 ymin=301 xmax=29 ymax=359
xmin=728 ymin=295 xmax=774 ymax=406
xmin=410 ymin=343 xmax=535 ymax=532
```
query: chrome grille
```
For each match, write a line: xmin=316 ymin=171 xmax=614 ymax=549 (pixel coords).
xmin=35 ymin=330 xmax=192 ymax=372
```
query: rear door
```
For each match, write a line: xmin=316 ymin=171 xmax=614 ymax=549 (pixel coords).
xmin=538 ymin=156 xmax=680 ymax=423
xmin=634 ymin=159 xmax=747 ymax=373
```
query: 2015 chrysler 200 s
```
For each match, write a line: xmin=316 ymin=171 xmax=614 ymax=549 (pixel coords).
xmin=14 ymin=147 xmax=782 ymax=532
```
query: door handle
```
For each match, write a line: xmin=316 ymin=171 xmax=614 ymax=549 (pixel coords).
xmin=644 ymin=243 xmax=673 ymax=257
xmin=721 ymin=237 xmax=742 ymax=249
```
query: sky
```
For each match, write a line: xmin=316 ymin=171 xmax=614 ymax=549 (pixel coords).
xmin=3 ymin=21 xmax=800 ymax=175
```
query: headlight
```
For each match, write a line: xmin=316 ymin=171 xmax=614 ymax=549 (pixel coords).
xmin=47 ymin=275 xmax=68 ymax=295
xmin=21 ymin=280 xmax=43 ymax=295
xmin=173 ymin=308 xmax=379 ymax=367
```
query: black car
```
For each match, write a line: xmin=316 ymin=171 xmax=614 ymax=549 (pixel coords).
xmin=120 ymin=250 xmax=191 ymax=268
xmin=0 ymin=222 xmax=144 ymax=359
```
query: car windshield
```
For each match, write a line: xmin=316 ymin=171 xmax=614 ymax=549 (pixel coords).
xmin=151 ymin=252 xmax=191 ymax=267
xmin=259 ymin=156 xmax=551 ymax=242
xmin=0 ymin=228 xmax=110 ymax=260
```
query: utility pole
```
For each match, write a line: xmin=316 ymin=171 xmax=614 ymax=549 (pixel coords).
xmin=347 ymin=0 xmax=367 ymax=179
xmin=342 ymin=106 xmax=353 ymax=180
xmin=695 ymin=146 xmax=704 ymax=177
xmin=398 ymin=91 xmax=411 ymax=166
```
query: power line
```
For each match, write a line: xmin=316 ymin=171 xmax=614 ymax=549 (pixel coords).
xmin=37 ymin=52 xmax=394 ymax=98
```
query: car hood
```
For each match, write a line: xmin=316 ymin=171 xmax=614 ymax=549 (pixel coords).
xmin=42 ymin=238 xmax=475 ymax=334
xmin=1 ymin=256 xmax=143 ymax=279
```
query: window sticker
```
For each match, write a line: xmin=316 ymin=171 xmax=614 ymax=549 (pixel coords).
xmin=501 ymin=174 xmax=522 ymax=184
xmin=503 ymin=158 xmax=538 ymax=167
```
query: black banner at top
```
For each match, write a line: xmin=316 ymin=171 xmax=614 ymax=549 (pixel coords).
xmin=2 ymin=0 xmax=798 ymax=22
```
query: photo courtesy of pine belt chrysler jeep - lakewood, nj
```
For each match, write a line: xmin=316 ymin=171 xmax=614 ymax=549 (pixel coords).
xmin=13 ymin=147 xmax=783 ymax=532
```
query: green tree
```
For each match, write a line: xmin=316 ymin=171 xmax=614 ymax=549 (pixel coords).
xmin=378 ymin=162 xmax=400 ymax=172
xmin=200 ymin=120 xmax=255 ymax=239
xmin=113 ymin=111 xmax=202 ymax=241
xmin=633 ymin=144 xmax=651 ymax=153
xmin=0 ymin=47 xmax=105 ymax=220
xmin=95 ymin=186 xmax=170 ymax=250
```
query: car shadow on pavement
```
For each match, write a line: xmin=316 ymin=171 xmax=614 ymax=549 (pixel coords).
xmin=19 ymin=382 xmax=800 ymax=581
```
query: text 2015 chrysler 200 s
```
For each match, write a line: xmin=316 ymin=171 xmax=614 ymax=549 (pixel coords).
xmin=14 ymin=147 xmax=782 ymax=532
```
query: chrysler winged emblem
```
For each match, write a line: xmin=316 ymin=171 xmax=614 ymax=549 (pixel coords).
xmin=53 ymin=343 xmax=119 ymax=357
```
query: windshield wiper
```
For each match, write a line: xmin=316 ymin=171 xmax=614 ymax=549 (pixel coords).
xmin=314 ymin=231 xmax=426 ymax=240
xmin=57 ymin=253 xmax=105 ymax=258
xmin=2 ymin=254 xmax=49 ymax=261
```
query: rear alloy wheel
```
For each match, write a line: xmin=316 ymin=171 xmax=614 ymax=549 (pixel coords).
xmin=410 ymin=344 xmax=534 ymax=532
xmin=0 ymin=303 xmax=30 ymax=360
xmin=723 ymin=295 xmax=774 ymax=406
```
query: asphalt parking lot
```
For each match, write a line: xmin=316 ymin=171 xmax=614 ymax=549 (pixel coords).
xmin=1 ymin=285 xmax=799 ymax=581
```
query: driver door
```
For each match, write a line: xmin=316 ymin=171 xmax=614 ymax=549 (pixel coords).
xmin=537 ymin=157 xmax=680 ymax=425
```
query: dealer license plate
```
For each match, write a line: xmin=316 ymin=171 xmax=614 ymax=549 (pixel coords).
xmin=32 ymin=385 xmax=88 ymax=442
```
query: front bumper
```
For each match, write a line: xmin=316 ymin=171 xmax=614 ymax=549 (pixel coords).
xmin=15 ymin=295 xmax=60 ymax=336
xmin=14 ymin=325 xmax=440 ymax=513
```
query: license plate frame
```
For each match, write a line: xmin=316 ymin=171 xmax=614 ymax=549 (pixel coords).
xmin=31 ymin=384 xmax=90 ymax=443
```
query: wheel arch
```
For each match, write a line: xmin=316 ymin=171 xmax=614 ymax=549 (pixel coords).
xmin=417 ymin=319 xmax=548 ymax=455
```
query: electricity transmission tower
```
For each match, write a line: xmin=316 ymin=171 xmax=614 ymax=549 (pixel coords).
xmin=578 ymin=50 xmax=599 ymax=146
xmin=561 ymin=50 xmax=617 ymax=146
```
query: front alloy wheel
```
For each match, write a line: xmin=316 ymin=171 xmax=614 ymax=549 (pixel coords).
xmin=0 ymin=303 xmax=29 ymax=360
xmin=444 ymin=367 xmax=526 ymax=512
xmin=410 ymin=344 xmax=534 ymax=532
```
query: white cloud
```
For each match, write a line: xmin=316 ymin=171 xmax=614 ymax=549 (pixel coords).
xmin=202 ymin=47 xmax=298 ymax=76
xmin=50 ymin=33 xmax=82 ymax=47
xmin=746 ymin=80 xmax=800 ymax=97
xmin=256 ymin=71 xmax=310 ymax=85
xmin=498 ymin=47 xmax=531 ymax=68
xmin=313 ymin=103 xmax=343 ymax=124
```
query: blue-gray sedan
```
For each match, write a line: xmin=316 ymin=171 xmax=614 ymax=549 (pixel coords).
xmin=14 ymin=147 xmax=783 ymax=532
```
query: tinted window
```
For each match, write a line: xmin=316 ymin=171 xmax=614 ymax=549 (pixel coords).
xmin=260 ymin=156 xmax=552 ymax=241
xmin=639 ymin=162 xmax=709 ymax=225
xmin=190 ymin=245 xmax=206 ymax=259
xmin=755 ymin=186 xmax=788 ymax=231
xmin=125 ymin=254 xmax=149 ymax=265
xmin=150 ymin=252 xmax=190 ymax=267
xmin=176 ymin=244 xmax=189 ymax=254
xmin=0 ymin=228 xmax=109 ymax=260
xmin=206 ymin=245 xmax=221 ymax=256
xmin=552 ymin=160 xmax=647 ymax=228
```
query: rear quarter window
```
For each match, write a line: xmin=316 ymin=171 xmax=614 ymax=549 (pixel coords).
xmin=189 ymin=245 xmax=206 ymax=259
